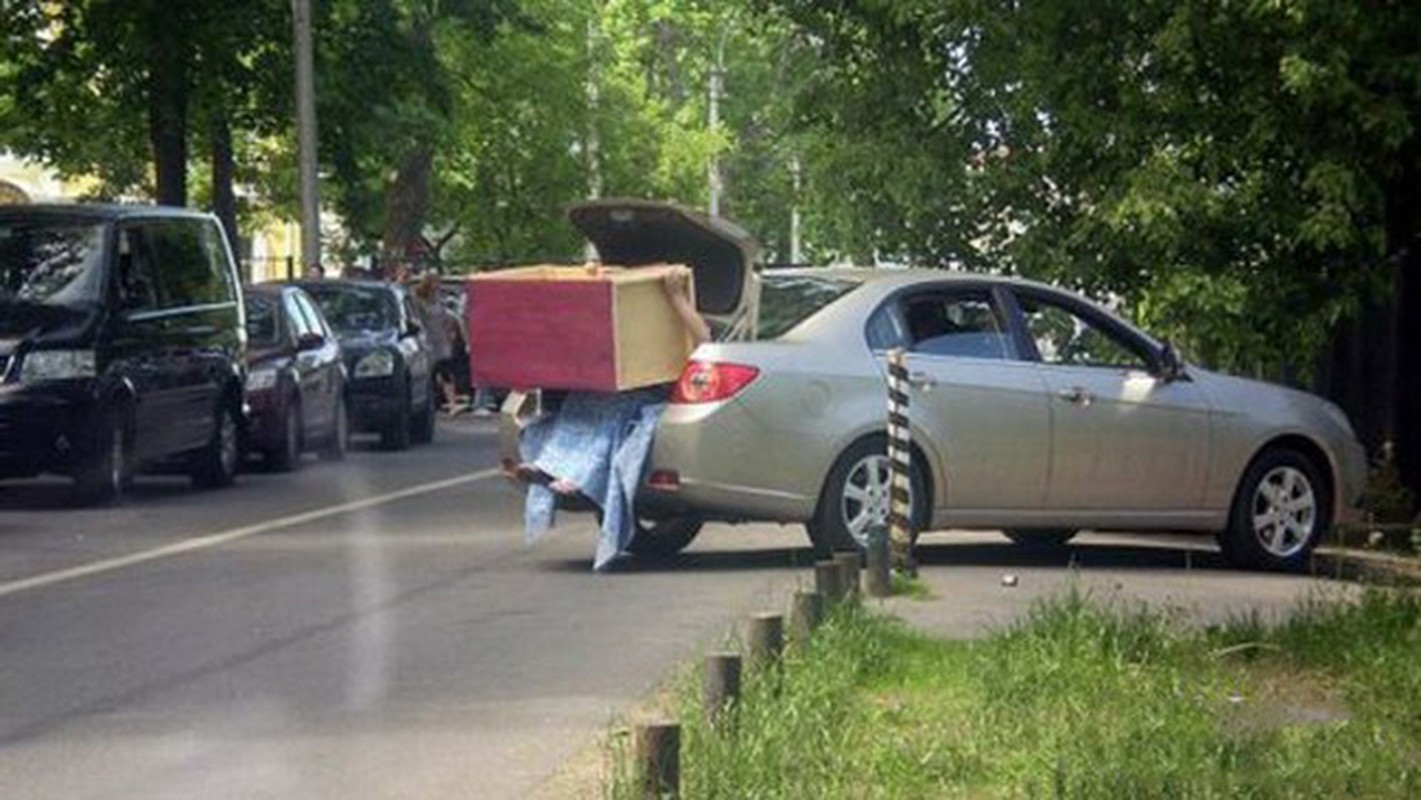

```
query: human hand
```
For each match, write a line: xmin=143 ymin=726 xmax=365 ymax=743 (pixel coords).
xmin=662 ymin=269 xmax=692 ymax=300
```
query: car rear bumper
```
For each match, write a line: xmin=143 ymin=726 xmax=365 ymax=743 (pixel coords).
xmin=642 ymin=399 xmax=817 ymax=523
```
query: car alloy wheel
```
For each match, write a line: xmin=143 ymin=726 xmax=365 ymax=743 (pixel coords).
xmin=1249 ymin=465 xmax=1316 ymax=559
xmin=809 ymin=436 xmax=926 ymax=557
xmin=840 ymin=453 xmax=899 ymax=547
xmin=1221 ymin=447 xmax=1330 ymax=572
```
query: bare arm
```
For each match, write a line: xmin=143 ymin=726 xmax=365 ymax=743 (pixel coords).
xmin=663 ymin=270 xmax=711 ymax=345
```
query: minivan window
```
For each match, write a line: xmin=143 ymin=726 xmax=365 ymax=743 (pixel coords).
xmin=146 ymin=220 xmax=228 ymax=308
xmin=0 ymin=220 xmax=107 ymax=308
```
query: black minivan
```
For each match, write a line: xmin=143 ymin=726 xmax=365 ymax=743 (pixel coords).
xmin=0 ymin=205 xmax=247 ymax=504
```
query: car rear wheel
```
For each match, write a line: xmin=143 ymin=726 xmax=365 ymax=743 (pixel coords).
xmin=192 ymin=402 xmax=241 ymax=489
xmin=73 ymin=409 xmax=129 ymax=506
xmin=265 ymin=396 xmax=302 ymax=472
xmin=1219 ymin=448 xmax=1330 ymax=572
xmin=626 ymin=515 xmax=704 ymax=558
xmin=1003 ymin=528 xmax=1077 ymax=548
xmin=319 ymin=398 xmax=349 ymax=462
xmin=807 ymin=436 xmax=928 ymax=558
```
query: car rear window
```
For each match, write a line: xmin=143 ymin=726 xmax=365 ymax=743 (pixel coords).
xmin=756 ymin=275 xmax=862 ymax=340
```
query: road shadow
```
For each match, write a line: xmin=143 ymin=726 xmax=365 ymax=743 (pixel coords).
xmin=912 ymin=539 xmax=1233 ymax=573
xmin=0 ymin=478 xmax=195 ymax=512
xmin=541 ymin=536 xmax=1235 ymax=575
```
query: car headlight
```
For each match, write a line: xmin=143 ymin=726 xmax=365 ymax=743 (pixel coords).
xmin=19 ymin=349 xmax=96 ymax=382
xmin=245 ymin=368 xmax=278 ymax=392
xmin=355 ymin=349 xmax=396 ymax=378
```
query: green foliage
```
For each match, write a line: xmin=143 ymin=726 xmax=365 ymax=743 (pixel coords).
xmin=614 ymin=588 xmax=1421 ymax=797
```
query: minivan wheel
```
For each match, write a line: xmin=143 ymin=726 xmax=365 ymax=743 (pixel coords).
xmin=266 ymin=396 xmax=302 ymax=472
xmin=626 ymin=516 xmax=704 ymax=558
xmin=1219 ymin=448 xmax=1330 ymax=572
xmin=192 ymin=403 xmax=241 ymax=489
xmin=807 ymin=436 xmax=928 ymax=558
xmin=74 ymin=411 xmax=128 ymax=506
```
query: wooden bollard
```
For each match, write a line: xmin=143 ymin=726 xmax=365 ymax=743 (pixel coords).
xmin=789 ymin=590 xmax=824 ymax=645
xmin=834 ymin=551 xmax=860 ymax=598
xmin=636 ymin=720 xmax=680 ymax=799
xmin=746 ymin=613 xmax=784 ymax=672
xmin=865 ymin=523 xmax=891 ymax=597
xmin=703 ymin=652 xmax=741 ymax=728
xmin=815 ymin=560 xmax=844 ymax=604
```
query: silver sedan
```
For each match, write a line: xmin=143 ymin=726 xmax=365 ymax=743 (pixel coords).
xmin=640 ymin=268 xmax=1366 ymax=572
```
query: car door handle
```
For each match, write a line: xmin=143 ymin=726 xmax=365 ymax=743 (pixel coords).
xmin=1056 ymin=386 xmax=1093 ymax=406
xmin=907 ymin=371 xmax=937 ymax=391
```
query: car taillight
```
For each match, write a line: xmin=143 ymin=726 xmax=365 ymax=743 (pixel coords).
xmin=671 ymin=360 xmax=760 ymax=404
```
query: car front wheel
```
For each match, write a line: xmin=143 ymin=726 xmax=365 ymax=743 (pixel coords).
xmin=266 ymin=395 xmax=302 ymax=472
xmin=73 ymin=409 xmax=129 ymax=506
xmin=1220 ymin=448 xmax=1330 ymax=572
xmin=807 ymin=436 xmax=928 ymax=558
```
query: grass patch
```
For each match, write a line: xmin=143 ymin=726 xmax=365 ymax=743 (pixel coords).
xmin=610 ymin=587 xmax=1421 ymax=798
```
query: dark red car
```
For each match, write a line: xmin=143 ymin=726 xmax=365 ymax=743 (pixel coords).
xmin=241 ymin=283 xmax=348 ymax=470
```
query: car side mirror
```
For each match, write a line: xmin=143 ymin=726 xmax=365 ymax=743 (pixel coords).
xmin=296 ymin=332 xmax=325 ymax=352
xmin=1156 ymin=341 xmax=1188 ymax=382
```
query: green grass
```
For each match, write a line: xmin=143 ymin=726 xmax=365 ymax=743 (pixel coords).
xmin=610 ymin=587 xmax=1421 ymax=798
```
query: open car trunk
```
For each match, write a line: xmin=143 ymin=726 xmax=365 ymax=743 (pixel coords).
xmin=567 ymin=199 xmax=760 ymax=341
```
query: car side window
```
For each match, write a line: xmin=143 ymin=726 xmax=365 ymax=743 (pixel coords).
xmin=900 ymin=290 xmax=1017 ymax=360
xmin=199 ymin=222 xmax=237 ymax=304
xmin=1018 ymin=294 xmax=1150 ymax=370
xmin=292 ymin=293 xmax=327 ymax=340
xmin=283 ymin=293 xmax=313 ymax=342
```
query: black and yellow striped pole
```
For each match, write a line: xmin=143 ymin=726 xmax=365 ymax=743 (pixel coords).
xmin=885 ymin=348 xmax=917 ymax=576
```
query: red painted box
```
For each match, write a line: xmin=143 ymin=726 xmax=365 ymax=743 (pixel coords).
xmin=466 ymin=264 xmax=695 ymax=392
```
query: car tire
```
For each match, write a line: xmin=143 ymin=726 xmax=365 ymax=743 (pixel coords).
xmin=192 ymin=401 xmax=241 ymax=489
xmin=319 ymin=397 xmax=349 ymax=462
xmin=1219 ymin=447 xmax=1331 ymax=572
xmin=626 ymin=515 xmax=704 ymax=559
xmin=411 ymin=378 xmax=436 ymax=445
xmin=73 ymin=409 xmax=129 ymax=506
xmin=1003 ymin=528 xmax=1077 ymax=548
xmin=381 ymin=384 xmax=413 ymax=451
xmin=807 ymin=435 xmax=928 ymax=558
xmin=265 ymin=395 xmax=302 ymax=472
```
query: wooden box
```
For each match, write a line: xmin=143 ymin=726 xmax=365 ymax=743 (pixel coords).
xmin=466 ymin=264 xmax=696 ymax=392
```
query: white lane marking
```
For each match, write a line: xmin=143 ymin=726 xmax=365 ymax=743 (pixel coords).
xmin=0 ymin=468 xmax=502 ymax=601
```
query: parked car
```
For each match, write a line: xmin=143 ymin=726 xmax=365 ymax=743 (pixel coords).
xmin=242 ymin=283 xmax=348 ymax=470
xmin=505 ymin=200 xmax=1367 ymax=572
xmin=0 ymin=204 xmax=246 ymax=504
xmin=291 ymin=279 xmax=435 ymax=450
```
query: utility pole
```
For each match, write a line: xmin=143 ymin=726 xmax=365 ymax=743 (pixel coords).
xmin=585 ymin=9 xmax=603 ymax=262
xmin=293 ymin=0 xmax=322 ymax=275
xmin=707 ymin=29 xmax=727 ymax=218
xmin=790 ymin=156 xmax=803 ymax=264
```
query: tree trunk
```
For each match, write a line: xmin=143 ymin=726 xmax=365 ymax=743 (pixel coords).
xmin=210 ymin=113 xmax=241 ymax=276
xmin=147 ymin=12 xmax=189 ymax=207
xmin=380 ymin=146 xmax=434 ymax=279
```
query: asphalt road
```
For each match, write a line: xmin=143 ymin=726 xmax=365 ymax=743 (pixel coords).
xmin=0 ymin=416 xmax=1348 ymax=799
